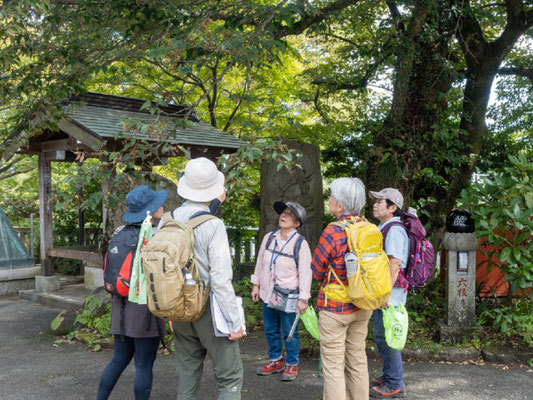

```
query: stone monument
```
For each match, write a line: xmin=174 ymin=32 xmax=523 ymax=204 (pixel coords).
xmin=439 ymin=210 xmax=481 ymax=342
xmin=259 ymin=139 xmax=323 ymax=251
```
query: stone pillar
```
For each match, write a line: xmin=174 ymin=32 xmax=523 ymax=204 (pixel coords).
xmin=35 ymin=275 xmax=60 ymax=293
xmin=259 ymin=139 xmax=323 ymax=250
xmin=439 ymin=232 xmax=481 ymax=342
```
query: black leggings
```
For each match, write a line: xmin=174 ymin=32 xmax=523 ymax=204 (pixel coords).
xmin=96 ymin=335 xmax=159 ymax=400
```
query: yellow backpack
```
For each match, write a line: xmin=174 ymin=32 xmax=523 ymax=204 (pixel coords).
xmin=323 ymin=217 xmax=392 ymax=310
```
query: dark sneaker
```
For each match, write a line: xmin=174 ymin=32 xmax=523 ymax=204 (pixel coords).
xmin=281 ymin=365 xmax=298 ymax=381
xmin=371 ymin=376 xmax=385 ymax=387
xmin=256 ymin=357 xmax=285 ymax=375
xmin=370 ymin=384 xmax=406 ymax=398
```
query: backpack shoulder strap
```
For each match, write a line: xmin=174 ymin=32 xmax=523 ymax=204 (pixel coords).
xmin=265 ymin=231 xmax=276 ymax=251
xmin=160 ymin=211 xmax=177 ymax=228
xmin=187 ymin=214 xmax=217 ymax=229
xmin=293 ymin=234 xmax=305 ymax=268
xmin=380 ymin=220 xmax=404 ymax=237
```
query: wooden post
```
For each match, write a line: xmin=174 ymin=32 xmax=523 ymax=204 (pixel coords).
xmin=78 ymin=160 xmax=85 ymax=274
xmin=38 ymin=154 xmax=54 ymax=276
xmin=101 ymin=156 xmax=116 ymax=240
xmin=30 ymin=213 xmax=34 ymax=257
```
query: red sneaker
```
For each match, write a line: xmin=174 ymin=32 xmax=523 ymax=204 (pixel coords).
xmin=281 ymin=365 xmax=298 ymax=381
xmin=256 ymin=357 xmax=285 ymax=375
xmin=371 ymin=376 xmax=384 ymax=387
xmin=370 ymin=384 xmax=406 ymax=398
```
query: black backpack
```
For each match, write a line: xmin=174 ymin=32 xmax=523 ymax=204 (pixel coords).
xmin=103 ymin=224 xmax=141 ymax=298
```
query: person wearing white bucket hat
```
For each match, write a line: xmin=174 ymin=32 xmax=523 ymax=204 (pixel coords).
xmin=171 ymin=157 xmax=244 ymax=399
xmin=177 ymin=157 xmax=225 ymax=202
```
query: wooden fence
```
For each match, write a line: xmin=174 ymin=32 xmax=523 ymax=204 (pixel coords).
xmin=14 ymin=225 xmax=259 ymax=266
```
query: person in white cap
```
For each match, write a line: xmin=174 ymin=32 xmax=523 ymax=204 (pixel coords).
xmin=170 ymin=157 xmax=243 ymax=399
xmin=368 ymin=188 xmax=409 ymax=399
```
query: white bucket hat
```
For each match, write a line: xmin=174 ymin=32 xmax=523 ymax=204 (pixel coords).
xmin=177 ymin=157 xmax=225 ymax=202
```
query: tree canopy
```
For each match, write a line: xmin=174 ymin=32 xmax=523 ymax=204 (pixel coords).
xmin=1 ymin=0 xmax=532 ymax=240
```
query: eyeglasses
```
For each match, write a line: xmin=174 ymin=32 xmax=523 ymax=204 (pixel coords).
xmin=324 ymin=190 xmax=331 ymax=199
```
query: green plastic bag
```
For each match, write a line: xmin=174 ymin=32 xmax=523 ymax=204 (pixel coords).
xmin=301 ymin=306 xmax=320 ymax=341
xmin=128 ymin=216 xmax=152 ymax=305
xmin=382 ymin=303 xmax=408 ymax=350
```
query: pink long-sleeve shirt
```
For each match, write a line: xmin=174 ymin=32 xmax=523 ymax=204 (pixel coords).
xmin=251 ymin=229 xmax=312 ymax=303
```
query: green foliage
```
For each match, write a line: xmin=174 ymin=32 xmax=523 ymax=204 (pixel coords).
xmin=233 ymin=277 xmax=262 ymax=329
xmin=1 ymin=0 xmax=532 ymax=261
xmin=460 ymin=153 xmax=533 ymax=295
xmin=219 ymin=138 xmax=302 ymax=230
xmin=477 ymin=297 xmax=533 ymax=346
xmin=405 ymin=279 xmax=446 ymax=344
xmin=74 ymin=295 xmax=112 ymax=336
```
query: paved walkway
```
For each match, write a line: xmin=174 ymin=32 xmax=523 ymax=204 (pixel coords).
xmin=0 ymin=296 xmax=531 ymax=399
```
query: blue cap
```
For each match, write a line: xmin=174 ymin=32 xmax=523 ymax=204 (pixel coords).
xmin=122 ymin=185 xmax=168 ymax=223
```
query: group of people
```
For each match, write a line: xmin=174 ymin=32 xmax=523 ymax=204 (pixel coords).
xmin=97 ymin=157 xmax=409 ymax=400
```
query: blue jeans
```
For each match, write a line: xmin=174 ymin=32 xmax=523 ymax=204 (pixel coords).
xmin=262 ymin=302 xmax=299 ymax=365
xmin=373 ymin=309 xmax=405 ymax=389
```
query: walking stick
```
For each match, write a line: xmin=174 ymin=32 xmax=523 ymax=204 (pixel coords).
xmin=286 ymin=311 xmax=301 ymax=342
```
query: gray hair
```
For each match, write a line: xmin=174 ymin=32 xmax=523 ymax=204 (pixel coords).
xmin=330 ymin=177 xmax=366 ymax=215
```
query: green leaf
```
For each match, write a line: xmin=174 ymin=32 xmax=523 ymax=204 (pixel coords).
xmin=51 ymin=310 xmax=65 ymax=331
xmin=500 ymin=247 xmax=511 ymax=262
xmin=513 ymin=247 xmax=522 ymax=262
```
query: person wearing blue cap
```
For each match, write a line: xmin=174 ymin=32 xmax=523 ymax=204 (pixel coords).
xmin=97 ymin=185 xmax=168 ymax=400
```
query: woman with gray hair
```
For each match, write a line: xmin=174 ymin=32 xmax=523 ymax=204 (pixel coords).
xmin=311 ymin=177 xmax=373 ymax=400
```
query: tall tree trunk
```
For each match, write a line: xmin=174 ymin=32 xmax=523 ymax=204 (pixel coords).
xmin=366 ymin=0 xmax=532 ymax=247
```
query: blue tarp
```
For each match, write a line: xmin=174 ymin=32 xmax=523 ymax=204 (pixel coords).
xmin=0 ymin=207 xmax=34 ymax=269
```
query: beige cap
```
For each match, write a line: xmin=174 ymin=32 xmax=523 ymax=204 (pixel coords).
xmin=369 ymin=188 xmax=404 ymax=209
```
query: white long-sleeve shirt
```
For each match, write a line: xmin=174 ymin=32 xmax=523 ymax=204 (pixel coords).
xmin=172 ymin=201 xmax=241 ymax=332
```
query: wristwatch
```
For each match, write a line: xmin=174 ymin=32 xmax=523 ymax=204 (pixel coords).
xmin=299 ymin=299 xmax=308 ymax=303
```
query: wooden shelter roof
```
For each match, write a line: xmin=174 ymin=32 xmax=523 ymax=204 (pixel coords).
xmin=3 ymin=92 xmax=244 ymax=162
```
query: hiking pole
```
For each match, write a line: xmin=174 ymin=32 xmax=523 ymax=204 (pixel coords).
xmin=286 ymin=311 xmax=301 ymax=342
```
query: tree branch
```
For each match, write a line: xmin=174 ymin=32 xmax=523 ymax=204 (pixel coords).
xmin=313 ymin=88 xmax=331 ymax=124
xmin=497 ymin=66 xmax=533 ymax=81
xmin=274 ymin=0 xmax=362 ymax=39
xmin=0 ymin=168 xmax=33 ymax=181
xmin=491 ymin=0 xmax=533 ymax=56
xmin=312 ymin=44 xmax=393 ymax=91
xmin=386 ymin=0 xmax=405 ymax=34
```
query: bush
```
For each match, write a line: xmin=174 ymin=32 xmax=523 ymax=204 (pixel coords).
xmin=405 ymin=279 xmax=446 ymax=344
xmin=460 ymin=153 xmax=533 ymax=295
xmin=477 ymin=297 xmax=533 ymax=347
xmin=233 ymin=277 xmax=262 ymax=329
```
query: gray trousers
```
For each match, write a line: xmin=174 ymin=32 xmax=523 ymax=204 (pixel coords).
xmin=172 ymin=308 xmax=243 ymax=400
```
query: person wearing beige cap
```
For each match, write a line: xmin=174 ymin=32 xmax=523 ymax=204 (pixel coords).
xmin=368 ymin=188 xmax=409 ymax=399
xmin=171 ymin=157 xmax=244 ymax=399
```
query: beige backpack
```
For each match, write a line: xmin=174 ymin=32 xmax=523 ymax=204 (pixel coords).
xmin=141 ymin=211 xmax=215 ymax=322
